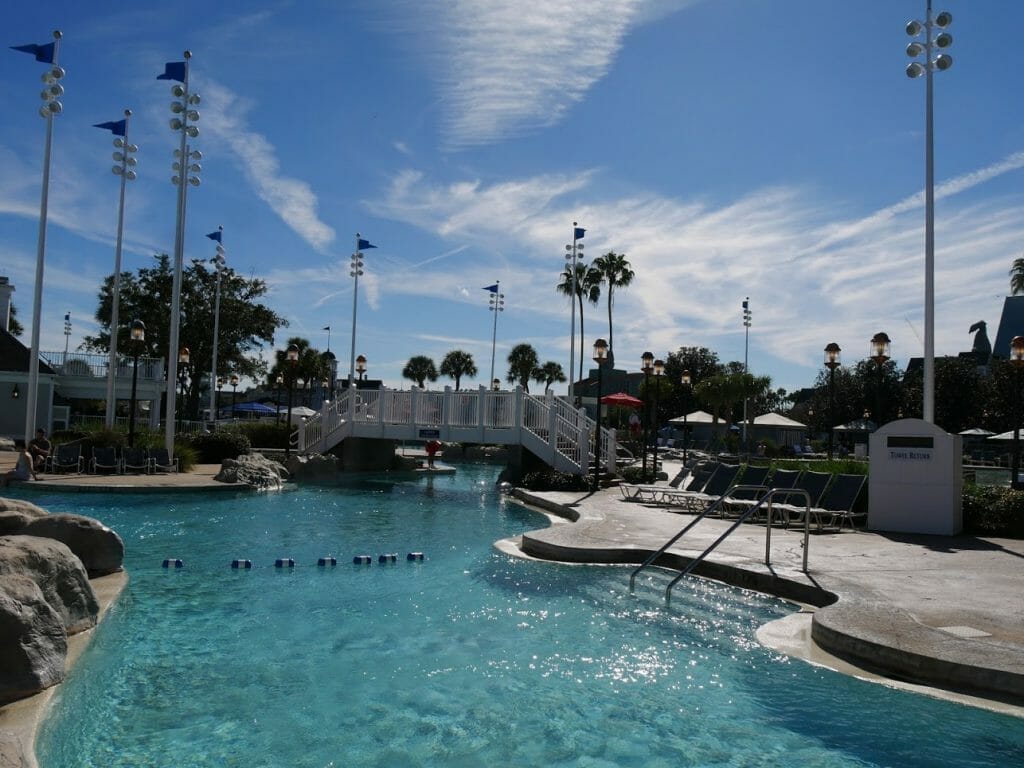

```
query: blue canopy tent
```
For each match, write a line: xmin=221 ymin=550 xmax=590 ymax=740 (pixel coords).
xmin=221 ymin=401 xmax=277 ymax=418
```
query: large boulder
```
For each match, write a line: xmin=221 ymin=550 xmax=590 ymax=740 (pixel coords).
xmin=19 ymin=514 xmax=124 ymax=577
xmin=287 ymin=453 xmax=339 ymax=481
xmin=0 ymin=536 xmax=98 ymax=634
xmin=0 ymin=574 xmax=67 ymax=705
xmin=0 ymin=498 xmax=47 ymax=535
xmin=215 ymin=453 xmax=288 ymax=488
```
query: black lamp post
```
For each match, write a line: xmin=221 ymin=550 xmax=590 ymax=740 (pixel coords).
xmin=680 ymin=370 xmax=692 ymax=463
xmin=824 ymin=342 xmax=841 ymax=460
xmin=275 ymin=374 xmax=283 ymax=423
xmin=216 ymin=377 xmax=224 ymax=420
xmin=127 ymin=319 xmax=145 ymax=448
xmin=651 ymin=358 xmax=664 ymax=478
xmin=870 ymin=332 xmax=891 ymax=429
xmin=230 ymin=373 xmax=239 ymax=419
xmin=356 ymin=354 xmax=367 ymax=382
xmin=592 ymin=338 xmax=608 ymax=492
xmin=284 ymin=343 xmax=299 ymax=460
xmin=1010 ymin=336 xmax=1024 ymax=489
xmin=176 ymin=346 xmax=191 ymax=432
xmin=641 ymin=351 xmax=654 ymax=477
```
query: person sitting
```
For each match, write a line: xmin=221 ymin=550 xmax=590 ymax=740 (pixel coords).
xmin=28 ymin=427 xmax=51 ymax=472
xmin=2 ymin=442 xmax=39 ymax=487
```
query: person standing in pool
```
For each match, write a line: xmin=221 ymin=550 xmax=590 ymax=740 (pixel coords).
xmin=425 ymin=440 xmax=441 ymax=468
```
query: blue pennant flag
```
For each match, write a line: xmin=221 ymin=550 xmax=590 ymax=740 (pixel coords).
xmin=573 ymin=227 xmax=585 ymax=240
xmin=156 ymin=61 xmax=186 ymax=82
xmin=482 ymin=284 xmax=499 ymax=293
xmin=205 ymin=230 xmax=222 ymax=242
xmin=357 ymin=238 xmax=376 ymax=251
xmin=322 ymin=326 xmax=331 ymax=331
xmin=11 ymin=42 xmax=55 ymax=63
xmin=93 ymin=120 xmax=127 ymax=136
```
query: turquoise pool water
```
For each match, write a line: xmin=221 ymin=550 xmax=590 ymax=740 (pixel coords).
xmin=25 ymin=465 xmax=1024 ymax=767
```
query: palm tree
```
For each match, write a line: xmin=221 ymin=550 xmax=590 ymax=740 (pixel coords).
xmin=591 ymin=251 xmax=634 ymax=360
xmin=1011 ymin=256 xmax=1024 ymax=295
xmin=402 ymin=355 xmax=438 ymax=388
xmin=532 ymin=361 xmax=567 ymax=393
xmin=506 ymin=343 xmax=540 ymax=391
xmin=556 ymin=262 xmax=601 ymax=383
xmin=440 ymin=349 xmax=478 ymax=389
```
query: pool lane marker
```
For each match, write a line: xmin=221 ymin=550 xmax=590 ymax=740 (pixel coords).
xmin=162 ymin=558 xmax=184 ymax=568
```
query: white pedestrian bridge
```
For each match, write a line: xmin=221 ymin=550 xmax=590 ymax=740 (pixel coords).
xmin=294 ymin=385 xmax=616 ymax=475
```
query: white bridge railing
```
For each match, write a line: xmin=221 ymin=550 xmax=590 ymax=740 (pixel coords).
xmin=294 ymin=385 xmax=615 ymax=475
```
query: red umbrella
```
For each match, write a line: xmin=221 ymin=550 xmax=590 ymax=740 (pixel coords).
xmin=600 ymin=392 xmax=644 ymax=408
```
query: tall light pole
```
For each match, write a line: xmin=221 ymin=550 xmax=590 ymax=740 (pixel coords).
xmin=63 ymin=312 xmax=71 ymax=356
xmin=485 ymin=282 xmax=504 ymax=384
xmin=348 ymin=234 xmax=375 ymax=388
xmin=285 ymin=344 xmax=299 ymax=460
xmin=565 ymin=223 xmax=585 ymax=403
xmin=230 ymin=373 xmax=239 ymax=419
xmin=870 ymin=332 xmax=891 ymax=427
xmin=641 ymin=352 xmax=654 ymax=477
xmin=127 ymin=320 xmax=145 ymax=448
xmin=906 ymin=3 xmax=953 ymax=424
xmin=275 ymin=374 xmax=284 ymax=423
xmin=12 ymin=30 xmax=64 ymax=442
xmin=824 ymin=343 xmax=842 ymax=460
xmin=207 ymin=227 xmax=225 ymax=425
xmin=742 ymin=297 xmax=752 ymax=453
xmin=592 ymin=338 xmax=608 ymax=492
xmin=680 ymin=370 xmax=692 ymax=464
xmin=159 ymin=51 xmax=201 ymax=457
xmin=1011 ymin=336 xmax=1024 ymax=490
xmin=651 ymin=358 xmax=665 ymax=478
xmin=96 ymin=111 xmax=138 ymax=428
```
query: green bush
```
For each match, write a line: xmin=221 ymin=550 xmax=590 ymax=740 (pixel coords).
xmin=962 ymin=485 xmax=1024 ymax=538
xmin=224 ymin=422 xmax=290 ymax=449
xmin=619 ymin=465 xmax=655 ymax=484
xmin=520 ymin=470 xmax=590 ymax=492
xmin=186 ymin=430 xmax=251 ymax=463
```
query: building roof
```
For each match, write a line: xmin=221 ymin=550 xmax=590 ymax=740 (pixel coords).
xmin=0 ymin=328 xmax=56 ymax=374
xmin=752 ymin=412 xmax=806 ymax=428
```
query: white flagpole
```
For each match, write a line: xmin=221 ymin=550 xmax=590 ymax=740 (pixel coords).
xmin=105 ymin=110 xmax=134 ymax=428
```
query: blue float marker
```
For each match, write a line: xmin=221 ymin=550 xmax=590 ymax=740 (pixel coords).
xmin=352 ymin=555 xmax=373 ymax=565
xmin=275 ymin=558 xmax=295 ymax=568
xmin=162 ymin=558 xmax=184 ymax=568
xmin=406 ymin=552 xmax=424 ymax=562
xmin=231 ymin=559 xmax=252 ymax=569
xmin=378 ymin=553 xmax=397 ymax=564
xmin=318 ymin=556 xmax=337 ymax=567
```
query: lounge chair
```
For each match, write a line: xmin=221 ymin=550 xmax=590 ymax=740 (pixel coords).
xmin=89 ymin=446 xmax=120 ymax=474
xmin=618 ymin=458 xmax=702 ymax=502
xmin=750 ymin=468 xmax=803 ymax=523
xmin=122 ymin=447 xmax=151 ymax=474
xmin=150 ymin=448 xmax=179 ymax=473
xmin=661 ymin=463 xmax=740 ymax=513
xmin=50 ymin=444 xmax=84 ymax=474
xmin=810 ymin=474 xmax=867 ymax=531
xmin=773 ymin=471 xmax=833 ymax=526
xmin=721 ymin=465 xmax=772 ymax=517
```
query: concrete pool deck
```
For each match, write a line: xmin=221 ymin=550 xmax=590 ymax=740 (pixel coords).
xmin=1 ymin=454 xmax=1022 ymax=766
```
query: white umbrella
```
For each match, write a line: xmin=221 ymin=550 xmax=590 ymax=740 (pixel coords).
xmin=958 ymin=427 xmax=995 ymax=436
xmin=278 ymin=405 xmax=316 ymax=418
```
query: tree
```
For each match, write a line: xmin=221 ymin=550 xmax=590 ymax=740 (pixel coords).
xmin=556 ymin=261 xmax=601 ymax=383
xmin=662 ymin=346 xmax=723 ymax=419
xmin=268 ymin=338 xmax=332 ymax=406
xmin=440 ymin=350 xmax=478 ymax=389
xmin=7 ymin=303 xmax=23 ymax=338
xmin=506 ymin=343 xmax=540 ymax=391
xmin=1011 ymin=256 xmax=1024 ymax=295
xmin=533 ymin=361 xmax=567 ymax=393
xmin=591 ymin=251 xmax=634 ymax=361
xmin=83 ymin=253 xmax=286 ymax=419
xmin=694 ymin=373 xmax=744 ymax=441
xmin=402 ymin=355 xmax=438 ymax=388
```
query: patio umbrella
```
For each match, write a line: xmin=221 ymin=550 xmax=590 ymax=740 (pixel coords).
xmin=231 ymin=401 xmax=277 ymax=415
xmin=958 ymin=427 xmax=995 ymax=437
xmin=599 ymin=392 xmax=644 ymax=408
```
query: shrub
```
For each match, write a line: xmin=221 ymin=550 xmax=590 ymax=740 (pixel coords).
xmin=619 ymin=465 xmax=655 ymax=485
xmin=225 ymin=422 xmax=290 ymax=449
xmin=186 ymin=430 xmax=251 ymax=463
xmin=519 ymin=470 xmax=590 ymax=492
xmin=962 ymin=485 xmax=1024 ymax=538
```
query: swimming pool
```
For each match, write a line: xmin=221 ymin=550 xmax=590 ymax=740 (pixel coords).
xmin=27 ymin=465 xmax=1024 ymax=766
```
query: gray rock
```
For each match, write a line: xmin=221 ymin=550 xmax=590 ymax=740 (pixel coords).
xmin=0 ymin=574 xmax=66 ymax=705
xmin=20 ymin=514 xmax=124 ymax=577
xmin=0 ymin=436 xmax=14 ymax=452
xmin=0 ymin=536 xmax=98 ymax=634
xmin=0 ymin=498 xmax=48 ymax=535
xmin=215 ymin=452 xmax=287 ymax=488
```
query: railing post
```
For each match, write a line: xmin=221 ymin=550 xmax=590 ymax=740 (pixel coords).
xmin=478 ymin=384 xmax=487 ymax=441
xmin=514 ymin=386 xmax=524 ymax=440
xmin=443 ymin=385 xmax=452 ymax=427
xmin=546 ymin=389 xmax=558 ymax=460
xmin=411 ymin=386 xmax=420 ymax=429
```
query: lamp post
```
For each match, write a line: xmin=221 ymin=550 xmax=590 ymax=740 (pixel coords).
xmin=906 ymin=3 xmax=953 ymax=424
xmin=97 ymin=110 xmax=138 ymax=428
xmin=275 ymin=374 xmax=284 ymax=423
xmin=127 ymin=319 xmax=145 ymax=448
xmin=12 ymin=30 xmax=64 ymax=442
xmin=824 ymin=343 xmax=841 ymax=460
xmin=651 ymin=359 xmax=665 ymax=478
xmin=63 ymin=311 xmax=71 ymax=356
xmin=742 ymin=297 xmax=752 ymax=453
xmin=207 ymin=227 xmax=225 ymax=425
xmin=870 ymin=332 xmax=891 ymax=428
xmin=641 ymin=351 xmax=654 ymax=477
xmin=160 ymin=51 xmax=202 ymax=457
xmin=487 ymin=282 xmax=504 ymax=385
xmin=176 ymin=347 xmax=191 ymax=432
xmin=356 ymin=355 xmax=367 ymax=382
xmin=348 ymin=234 xmax=376 ymax=388
xmin=1011 ymin=336 xmax=1024 ymax=490
xmin=216 ymin=377 xmax=224 ymax=420
xmin=492 ymin=378 xmax=501 ymax=391
xmin=230 ymin=373 xmax=239 ymax=419
xmin=565 ymin=223 xmax=585 ymax=402
xmin=592 ymin=338 xmax=608 ymax=492
xmin=680 ymin=370 xmax=692 ymax=463
xmin=285 ymin=344 xmax=299 ymax=460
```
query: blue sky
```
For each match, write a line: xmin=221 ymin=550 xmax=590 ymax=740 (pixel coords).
xmin=2 ymin=1 xmax=1023 ymax=400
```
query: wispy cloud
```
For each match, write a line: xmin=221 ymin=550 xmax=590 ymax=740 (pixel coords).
xmin=198 ymin=78 xmax=336 ymax=251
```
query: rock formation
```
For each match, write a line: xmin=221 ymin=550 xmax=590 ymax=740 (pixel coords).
xmin=215 ymin=452 xmax=288 ymax=488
